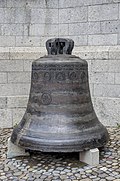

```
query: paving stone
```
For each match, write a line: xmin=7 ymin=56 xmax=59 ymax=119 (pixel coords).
xmin=80 ymin=179 xmax=92 ymax=181
xmin=99 ymin=173 xmax=108 ymax=178
xmin=106 ymin=176 xmax=117 ymax=180
xmin=100 ymin=167 xmax=108 ymax=171
xmin=13 ymin=171 xmax=23 ymax=176
xmin=86 ymin=170 xmax=92 ymax=173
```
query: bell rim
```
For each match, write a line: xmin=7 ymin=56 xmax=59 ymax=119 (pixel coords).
xmin=11 ymin=127 xmax=109 ymax=153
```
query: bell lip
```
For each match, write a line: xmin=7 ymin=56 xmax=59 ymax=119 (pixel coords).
xmin=11 ymin=127 xmax=109 ymax=153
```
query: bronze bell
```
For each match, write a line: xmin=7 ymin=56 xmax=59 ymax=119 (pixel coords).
xmin=11 ymin=38 xmax=109 ymax=152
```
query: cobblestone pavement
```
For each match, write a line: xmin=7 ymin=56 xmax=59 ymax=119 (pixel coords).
xmin=0 ymin=127 xmax=120 ymax=181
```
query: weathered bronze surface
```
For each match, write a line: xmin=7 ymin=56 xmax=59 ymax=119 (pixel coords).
xmin=11 ymin=38 xmax=109 ymax=152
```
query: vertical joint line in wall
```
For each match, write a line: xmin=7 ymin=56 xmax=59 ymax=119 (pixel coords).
xmin=8 ymin=47 xmax=10 ymax=60
xmin=87 ymin=5 xmax=88 ymax=22
xmin=28 ymin=24 xmax=30 ymax=37
xmin=25 ymin=3 xmax=31 ymax=37
xmin=6 ymin=72 xmax=8 ymax=84
xmin=107 ymin=51 xmax=109 ymax=60
xmin=68 ymin=23 xmax=70 ymax=36
xmin=6 ymin=97 xmax=8 ymax=111
xmin=15 ymin=36 xmax=16 ymax=47
xmin=117 ymin=33 xmax=119 ymax=45
xmin=87 ymin=6 xmax=88 ymax=45
xmin=118 ymin=3 xmax=119 ymax=19
xmin=58 ymin=0 xmax=59 ymax=37
xmin=87 ymin=35 xmax=88 ymax=45
xmin=23 ymin=60 xmax=24 ymax=71
xmin=11 ymin=109 xmax=14 ymax=128
xmin=22 ymin=24 xmax=24 ymax=36
xmin=100 ymin=21 xmax=102 ymax=34
xmin=113 ymin=72 xmax=115 ymax=85
xmin=5 ymin=0 xmax=7 ymax=7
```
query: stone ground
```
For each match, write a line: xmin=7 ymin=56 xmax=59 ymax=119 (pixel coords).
xmin=0 ymin=127 xmax=120 ymax=181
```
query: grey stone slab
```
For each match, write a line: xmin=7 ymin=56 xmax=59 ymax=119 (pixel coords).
xmin=59 ymin=0 xmax=114 ymax=8
xmin=88 ymin=34 xmax=117 ymax=45
xmin=70 ymin=35 xmax=88 ymax=46
xmin=90 ymin=72 xmax=114 ymax=84
xmin=0 ymin=83 xmax=30 ymax=96
xmin=8 ymin=72 xmax=31 ymax=83
xmin=69 ymin=23 xmax=88 ymax=35
xmin=7 ymin=0 xmax=26 ymax=7
xmin=59 ymin=8 xmax=71 ymax=23
xmin=31 ymin=8 xmax=58 ymax=24
xmin=87 ymin=22 xmax=101 ymax=35
xmin=101 ymin=20 xmax=119 ymax=34
xmin=26 ymin=0 xmax=58 ymax=8
xmin=30 ymin=24 xmax=58 ymax=36
xmin=59 ymin=24 xmax=69 ymax=36
xmin=0 ymin=0 xmax=6 ymax=7
xmin=1 ymin=24 xmax=24 ymax=36
xmin=94 ymin=84 xmax=120 ymax=98
xmin=0 ymin=36 xmax=15 ymax=47
xmin=7 ymin=96 xmax=28 ymax=108
xmin=0 ymin=73 xmax=7 ymax=83
xmin=88 ymin=4 xmax=118 ymax=21
xmin=0 ymin=60 xmax=24 ymax=72
xmin=0 ymin=97 xmax=7 ymax=109
xmin=70 ymin=7 xmax=87 ymax=23
xmin=16 ymin=36 xmax=52 ymax=47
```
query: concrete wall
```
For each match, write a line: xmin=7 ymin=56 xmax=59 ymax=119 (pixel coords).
xmin=0 ymin=0 xmax=120 ymax=47
xmin=0 ymin=0 xmax=120 ymax=127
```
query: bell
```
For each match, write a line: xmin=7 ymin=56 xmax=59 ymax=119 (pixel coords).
xmin=11 ymin=38 xmax=109 ymax=152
